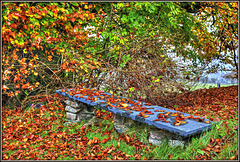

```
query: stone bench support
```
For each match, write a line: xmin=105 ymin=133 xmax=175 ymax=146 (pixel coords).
xmin=64 ymin=99 xmax=95 ymax=123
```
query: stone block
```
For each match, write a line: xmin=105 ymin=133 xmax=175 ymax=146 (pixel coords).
xmin=113 ymin=114 xmax=125 ymax=124
xmin=81 ymin=113 xmax=95 ymax=121
xmin=70 ymin=101 xmax=81 ymax=108
xmin=66 ymin=112 xmax=77 ymax=121
xmin=65 ymin=106 xmax=82 ymax=113
xmin=83 ymin=116 xmax=104 ymax=127
xmin=64 ymin=100 xmax=71 ymax=105
xmin=124 ymin=117 xmax=135 ymax=127
xmin=148 ymin=130 xmax=186 ymax=147
xmin=114 ymin=124 xmax=130 ymax=134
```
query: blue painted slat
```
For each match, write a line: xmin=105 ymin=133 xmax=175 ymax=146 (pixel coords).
xmin=56 ymin=89 xmax=214 ymax=137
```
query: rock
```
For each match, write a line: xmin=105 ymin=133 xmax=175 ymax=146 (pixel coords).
xmin=65 ymin=100 xmax=87 ymax=109
xmin=148 ymin=137 xmax=163 ymax=146
xmin=64 ymin=100 xmax=96 ymax=123
xmin=124 ymin=117 xmax=135 ymax=127
xmin=65 ymin=106 xmax=82 ymax=113
xmin=70 ymin=101 xmax=80 ymax=108
xmin=83 ymin=116 xmax=104 ymax=127
xmin=114 ymin=124 xmax=130 ymax=134
xmin=80 ymin=113 xmax=95 ymax=121
xmin=113 ymin=114 xmax=125 ymax=124
xmin=149 ymin=130 xmax=186 ymax=147
xmin=168 ymin=139 xmax=185 ymax=148
xmin=66 ymin=112 xmax=77 ymax=121
xmin=113 ymin=114 xmax=135 ymax=133
xmin=64 ymin=100 xmax=71 ymax=105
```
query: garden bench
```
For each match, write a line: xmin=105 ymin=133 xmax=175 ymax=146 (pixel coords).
xmin=56 ymin=86 xmax=214 ymax=146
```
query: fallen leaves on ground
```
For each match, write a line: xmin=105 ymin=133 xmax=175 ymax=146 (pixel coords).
xmin=148 ymin=86 xmax=238 ymax=122
xmin=2 ymin=86 xmax=238 ymax=160
xmin=2 ymin=94 xmax=153 ymax=160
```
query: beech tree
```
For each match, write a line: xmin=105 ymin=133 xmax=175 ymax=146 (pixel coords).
xmin=2 ymin=2 xmax=104 ymax=107
xmin=184 ymin=2 xmax=238 ymax=78
xmin=2 ymin=2 xmax=238 ymax=108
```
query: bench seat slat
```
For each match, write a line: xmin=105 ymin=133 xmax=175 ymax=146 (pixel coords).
xmin=56 ymin=89 xmax=214 ymax=137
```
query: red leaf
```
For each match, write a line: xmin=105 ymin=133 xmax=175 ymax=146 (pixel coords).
xmin=81 ymin=126 xmax=86 ymax=131
xmin=215 ymin=118 xmax=220 ymax=122
xmin=71 ymin=17 xmax=75 ymax=22
xmin=102 ymin=138 xmax=108 ymax=144
xmin=168 ymin=155 xmax=173 ymax=159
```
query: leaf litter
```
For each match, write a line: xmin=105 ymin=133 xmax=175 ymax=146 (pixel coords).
xmin=2 ymin=86 xmax=238 ymax=160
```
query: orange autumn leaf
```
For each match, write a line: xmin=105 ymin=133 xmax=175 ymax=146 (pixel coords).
xmin=86 ymin=55 xmax=91 ymax=59
xmin=154 ymin=110 xmax=165 ymax=112
xmin=205 ymin=120 xmax=210 ymax=124
xmin=48 ymin=55 xmax=53 ymax=61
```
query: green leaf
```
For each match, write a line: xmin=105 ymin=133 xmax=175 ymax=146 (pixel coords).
xmin=49 ymin=11 xmax=53 ymax=16
xmin=24 ymin=90 xmax=29 ymax=96
xmin=197 ymin=149 xmax=205 ymax=155
xmin=104 ymin=87 xmax=108 ymax=92
xmin=130 ymin=87 xmax=134 ymax=92
xmin=120 ymin=63 xmax=125 ymax=68
xmin=121 ymin=15 xmax=128 ymax=23
xmin=72 ymin=2 xmax=78 ymax=6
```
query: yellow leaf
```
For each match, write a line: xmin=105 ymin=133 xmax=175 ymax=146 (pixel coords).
xmin=34 ymin=72 xmax=38 ymax=76
xmin=121 ymin=103 xmax=128 ymax=108
xmin=35 ymin=82 xmax=40 ymax=87
xmin=84 ymin=5 xmax=88 ymax=9
xmin=179 ymin=121 xmax=186 ymax=124
xmin=59 ymin=48 xmax=65 ymax=52
xmin=110 ymin=90 xmax=113 ymax=94
xmin=34 ymin=55 xmax=39 ymax=60
xmin=154 ymin=79 xmax=160 ymax=82
xmin=13 ymin=15 xmax=18 ymax=19
xmin=23 ymin=138 xmax=28 ymax=142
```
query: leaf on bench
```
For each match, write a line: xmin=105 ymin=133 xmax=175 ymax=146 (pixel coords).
xmin=120 ymin=103 xmax=128 ymax=108
xmin=154 ymin=110 xmax=165 ymax=112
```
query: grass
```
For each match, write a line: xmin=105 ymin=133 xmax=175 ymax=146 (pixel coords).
xmin=3 ymin=104 xmax=238 ymax=160
xmin=190 ymin=83 xmax=238 ymax=91
xmin=2 ymin=85 xmax=238 ymax=160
